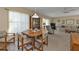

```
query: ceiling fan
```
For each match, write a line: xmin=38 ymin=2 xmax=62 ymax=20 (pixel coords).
xmin=63 ymin=8 xmax=77 ymax=13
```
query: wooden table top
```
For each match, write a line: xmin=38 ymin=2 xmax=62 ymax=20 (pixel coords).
xmin=22 ymin=29 xmax=47 ymax=37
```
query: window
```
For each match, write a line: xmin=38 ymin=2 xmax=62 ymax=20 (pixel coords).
xmin=8 ymin=11 xmax=29 ymax=33
xmin=45 ymin=19 xmax=50 ymax=25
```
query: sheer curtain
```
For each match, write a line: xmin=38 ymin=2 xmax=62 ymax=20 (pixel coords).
xmin=8 ymin=11 xmax=29 ymax=33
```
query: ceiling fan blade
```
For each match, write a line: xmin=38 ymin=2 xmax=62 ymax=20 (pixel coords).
xmin=69 ymin=9 xmax=76 ymax=11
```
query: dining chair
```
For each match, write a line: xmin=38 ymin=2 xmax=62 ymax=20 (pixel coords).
xmin=0 ymin=31 xmax=16 ymax=50
xmin=0 ymin=31 xmax=7 ymax=51
xmin=34 ymin=36 xmax=43 ymax=51
xmin=18 ymin=33 xmax=33 ymax=51
xmin=6 ymin=33 xmax=15 ymax=43
xmin=35 ymin=31 xmax=48 ymax=51
xmin=42 ymin=32 xmax=48 ymax=46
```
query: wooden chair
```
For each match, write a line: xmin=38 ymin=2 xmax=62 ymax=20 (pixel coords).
xmin=0 ymin=31 xmax=16 ymax=51
xmin=6 ymin=33 xmax=15 ymax=43
xmin=18 ymin=34 xmax=33 ymax=51
xmin=42 ymin=32 xmax=48 ymax=46
xmin=34 ymin=35 xmax=44 ymax=51
xmin=35 ymin=35 xmax=48 ymax=51
xmin=34 ymin=29 xmax=48 ymax=51
xmin=0 ymin=32 xmax=7 ymax=51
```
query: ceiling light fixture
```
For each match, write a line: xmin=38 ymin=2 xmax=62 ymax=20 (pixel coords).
xmin=32 ymin=13 xmax=39 ymax=18
xmin=32 ymin=8 xmax=39 ymax=18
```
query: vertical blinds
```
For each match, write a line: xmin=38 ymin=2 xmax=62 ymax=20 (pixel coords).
xmin=8 ymin=11 xmax=29 ymax=33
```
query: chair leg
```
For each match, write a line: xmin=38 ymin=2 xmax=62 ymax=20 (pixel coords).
xmin=18 ymin=37 xmax=19 ymax=50
xmin=21 ymin=37 xmax=24 ymax=51
xmin=4 ymin=35 xmax=7 ymax=51
xmin=13 ymin=33 xmax=15 ymax=43
xmin=41 ymin=43 xmax=43 ymax=51
xmin=46 ymin=36 xmax=48 ymax=46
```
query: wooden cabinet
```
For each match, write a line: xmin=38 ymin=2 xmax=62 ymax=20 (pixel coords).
xmin=71 ymin=33 xmax=79 ymax=51
xmin=29 ymin=16 xmax=42 ymax=30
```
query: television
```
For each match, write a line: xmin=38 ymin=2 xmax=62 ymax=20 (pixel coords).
xmin=50 ymin=23 xmax=56 ymax=30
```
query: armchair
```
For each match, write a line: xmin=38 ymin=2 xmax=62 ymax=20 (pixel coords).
xmin=46 ymin=26 xmax=54 ymax=34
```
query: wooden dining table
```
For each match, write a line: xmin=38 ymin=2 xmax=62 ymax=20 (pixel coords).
xmin=22 ymin=29 xmax=47 ymax=49
xmin=22 ymin=30 xmax=42 ymax=37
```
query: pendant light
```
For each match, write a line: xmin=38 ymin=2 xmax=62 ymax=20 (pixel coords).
xmin=32 ymin=8 xmax=39 ymax=18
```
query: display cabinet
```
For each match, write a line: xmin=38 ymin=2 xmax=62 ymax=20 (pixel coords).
xmin=29 ymin=16 xmax=42 ymax=30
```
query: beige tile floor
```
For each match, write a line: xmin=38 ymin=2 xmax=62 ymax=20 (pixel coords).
xmin=2 ymin=30 xmax=70 ymax=51
xmin=44 ymin=30 xmax=70 ymax=51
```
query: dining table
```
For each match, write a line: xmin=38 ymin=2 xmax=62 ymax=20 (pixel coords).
xmin=22 ymin=29 xmax=47 ymax=49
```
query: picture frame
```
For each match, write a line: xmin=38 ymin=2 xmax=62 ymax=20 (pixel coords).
xmin=66 ymin=19 xmax=74 ymax=25
xmin=57 ymin=19 xmax=60 ymax=23
xmin=62 ymin=19 xmax=66 ymax=24
xmin=76 ymin=19 xmax=79 ymax=24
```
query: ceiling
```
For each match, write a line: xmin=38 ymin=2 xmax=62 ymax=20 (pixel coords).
xmin=27 ymin=7 xmax=79 ymax=18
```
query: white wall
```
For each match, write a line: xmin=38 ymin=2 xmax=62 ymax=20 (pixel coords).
xmin=51 ymin=15 xmax=79 ymax=26
xmin=0 ymin=8 xmax=8 ymax=31
xmin=50 ymin=15 xmax=79 ymax=31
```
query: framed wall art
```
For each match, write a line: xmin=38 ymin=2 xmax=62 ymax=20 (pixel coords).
xmin=76 ymin=19 xmax=79 ymax=24
xmin=66 ymin=19 xmax=74 ymax=25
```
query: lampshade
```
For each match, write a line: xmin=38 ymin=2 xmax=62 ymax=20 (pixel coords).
xmin=32 ymin=13 xmax=39 ymax=18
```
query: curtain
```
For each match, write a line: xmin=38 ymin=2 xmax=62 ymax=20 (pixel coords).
xmin=8 ymin=11 xmax=29 ymax=33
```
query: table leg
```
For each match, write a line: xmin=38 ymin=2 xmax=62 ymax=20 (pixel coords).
xmin=32 ymin=38 xmax=35 ymax=49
